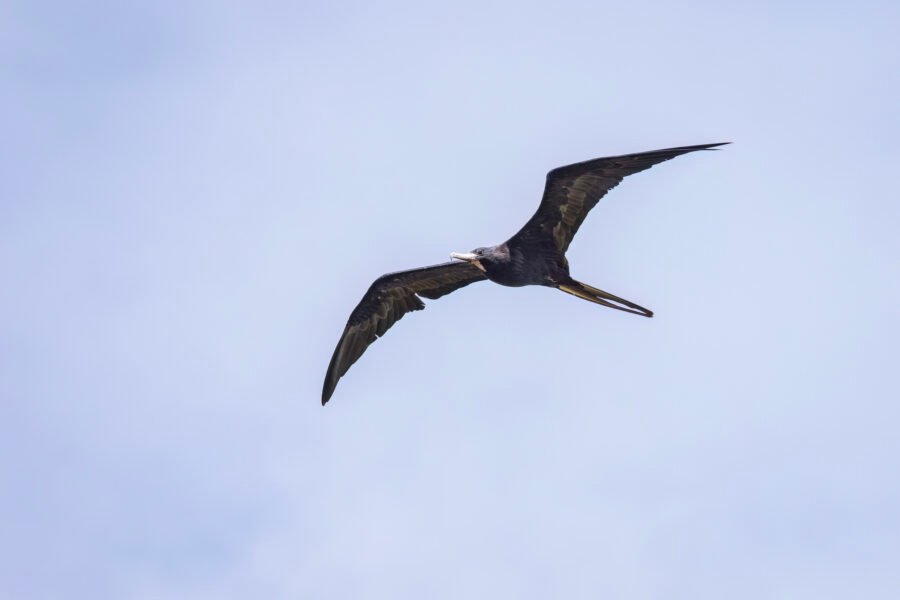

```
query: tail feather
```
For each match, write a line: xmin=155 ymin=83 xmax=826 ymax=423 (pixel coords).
xmin=558 ymin=280 xmax=653 ymax=317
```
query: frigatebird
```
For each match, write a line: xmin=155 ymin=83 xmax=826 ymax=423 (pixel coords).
xmin=322 ymin=142 xmax=728 ymax=404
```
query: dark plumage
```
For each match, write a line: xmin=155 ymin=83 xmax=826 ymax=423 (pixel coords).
xmin=322 ymin=142 xmax=728 ymax=404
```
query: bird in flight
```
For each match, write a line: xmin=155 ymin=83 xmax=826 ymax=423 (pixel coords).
xmin=322 ymin=142 xmax=728 ymax=404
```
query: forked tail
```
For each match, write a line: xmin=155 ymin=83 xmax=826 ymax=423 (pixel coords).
xmin=557 ymin=279 xmax=653 ymax=317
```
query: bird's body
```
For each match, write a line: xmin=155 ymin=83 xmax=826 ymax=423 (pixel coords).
xmin=468 ymin=242 xmax=567 ymax=287
xmin=322 ymin=142 xmax=728 ymax=404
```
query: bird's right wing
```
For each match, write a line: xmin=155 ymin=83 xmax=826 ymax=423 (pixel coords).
xmin=509 ymin=143 xmax=729 ymax=253
xmin=322 ymin=261 xmax=487 ymax=404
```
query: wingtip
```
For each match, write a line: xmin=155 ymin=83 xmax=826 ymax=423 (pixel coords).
xmin=321 ymin=382 xmax=334 ymax=406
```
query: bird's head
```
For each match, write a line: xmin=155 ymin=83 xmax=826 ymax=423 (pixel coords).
xmin=450 ymin=245 xmax=507 ymax=273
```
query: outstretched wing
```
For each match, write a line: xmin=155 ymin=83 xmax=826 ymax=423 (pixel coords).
xmin=509 ymin=143 xmax=729 ymax=253
xmin=322 ymin=261 xmax=486 ymax=404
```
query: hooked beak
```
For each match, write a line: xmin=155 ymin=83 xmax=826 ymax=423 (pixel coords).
xmin=450 ymin=252 xmax=486 ymax=272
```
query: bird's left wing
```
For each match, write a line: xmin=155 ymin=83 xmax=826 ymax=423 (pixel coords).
xmin=322 ymin=261 xmax=487 ymax=404
xmin=509 ymin=143 xmax=729 ymax=253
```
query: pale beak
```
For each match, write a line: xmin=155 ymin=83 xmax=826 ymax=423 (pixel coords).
xmin=450 ymin=252 xmax=479 ymax=262
xmin=450 ymin=252 xmax=486 ymax=272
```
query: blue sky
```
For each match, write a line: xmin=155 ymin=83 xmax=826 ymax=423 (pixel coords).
xmin=2 ymin=1 xmax=899 ymax=598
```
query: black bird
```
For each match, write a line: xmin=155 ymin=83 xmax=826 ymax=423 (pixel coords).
xmin=322 ymin=142 xmax=728 ymax=404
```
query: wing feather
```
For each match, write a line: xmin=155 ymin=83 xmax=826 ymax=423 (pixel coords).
xmin=509 ymin=142 xmax=729 ymax=253
xmin=322 ymin=261 xmax=486 ymax=404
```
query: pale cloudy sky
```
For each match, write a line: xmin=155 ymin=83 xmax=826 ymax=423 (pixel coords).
xmin=2 ymin=1 xmax=899 ymax=598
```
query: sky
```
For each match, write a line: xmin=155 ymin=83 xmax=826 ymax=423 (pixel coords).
xmin=2 ymin=1 xmax=899 ymax=598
